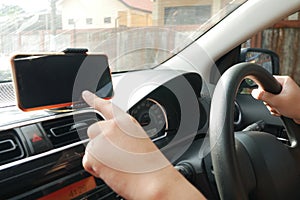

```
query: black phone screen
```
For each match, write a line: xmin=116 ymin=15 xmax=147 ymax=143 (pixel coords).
xmin=12 ymin=53 xmax=113 ymax=111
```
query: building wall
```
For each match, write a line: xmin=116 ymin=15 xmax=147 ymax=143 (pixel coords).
xmin=153 ymin=0 xmax=226 ymax=26
xmin=59 ymin=0 xmax=152 ymax=29
xmin=118 ymin=10 xmax=152 ymax=27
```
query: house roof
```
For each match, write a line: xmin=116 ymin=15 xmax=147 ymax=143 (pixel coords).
xmin=120 ymin=0 xmax=153 ymax=13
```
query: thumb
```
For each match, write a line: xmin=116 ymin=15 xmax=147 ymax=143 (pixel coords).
xmin=251 ymin=87 xmax=276 ymax=103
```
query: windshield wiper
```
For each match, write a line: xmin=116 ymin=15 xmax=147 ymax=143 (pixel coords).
xmin=0 ymin=80 xmax=12 ymax=84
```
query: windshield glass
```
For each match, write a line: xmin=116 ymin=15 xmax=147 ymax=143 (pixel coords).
xmin=0 ymin=0 xmax=246 ymax=81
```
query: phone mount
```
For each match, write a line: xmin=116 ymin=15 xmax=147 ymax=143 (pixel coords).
xmin=62 ymin=48 xmax=89 ymax=54
xmin=57 ymin=48 xmax=90 ymax=112
xmin=12 ymin=48 xmax=113 ymax=113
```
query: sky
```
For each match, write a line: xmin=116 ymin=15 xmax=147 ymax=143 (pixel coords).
xmin=0 ymin=0 xmax=49 ymax=12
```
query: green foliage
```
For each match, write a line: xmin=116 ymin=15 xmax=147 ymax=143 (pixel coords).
xmin=0 ymin=4 xmax=24 ymax=16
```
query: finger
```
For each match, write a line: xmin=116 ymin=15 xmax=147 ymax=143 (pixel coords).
xmin=273 ymin=75 xmax=288 ymax=85
xmin=251 ymin=88 xmax=263 ymax=100
xmin=87 ymin=121 xmax=103 ymax=139
xmin=83 ymin=150 xmax=108 ymax=177
xmin=82 ymin=152 xmax=100 ymax=177
xmin=293 ymin=119 xmax=300 ymax=124
xmin=82 ymin=90 xmax=114 ymax=119
xmin=85 ymin=132 xmax=170 ymax=173
xmin=265 ymin=105 xmax=280 ymax=116
xmin=251 ymin=87 xmax=276 ymax=104
xmin=270 ymin=111 xmax=281 ymax=117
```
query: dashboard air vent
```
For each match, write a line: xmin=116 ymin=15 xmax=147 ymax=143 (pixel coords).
xmin=42 ymin=112 xmax=101 ymax=148
xmin=0 ymin=130 xmax=25 ymax=165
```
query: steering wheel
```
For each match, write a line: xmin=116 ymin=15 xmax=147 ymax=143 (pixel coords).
xmin=209 ymin=63 xmax=300 ymax=200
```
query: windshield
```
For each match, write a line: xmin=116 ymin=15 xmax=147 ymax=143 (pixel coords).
xmin=0 ymin=0 xmax=246 ymax=82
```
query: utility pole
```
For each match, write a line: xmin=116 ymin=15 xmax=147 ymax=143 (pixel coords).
xmin=50 ymin=0 xmax=58 ymax=50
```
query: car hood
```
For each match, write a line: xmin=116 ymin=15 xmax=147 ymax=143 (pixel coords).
xmin=0 ymin=82 xmax=52 ymax=127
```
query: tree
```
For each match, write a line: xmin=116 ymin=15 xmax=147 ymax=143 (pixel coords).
xmin=0 ymin=4 xmax=24 ymax=16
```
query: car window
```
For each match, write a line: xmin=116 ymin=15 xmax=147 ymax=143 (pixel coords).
xmin=244 ymin=11 xmax=300 ymax=84
xmin=0 ymin=0 xmax=247 ymax=79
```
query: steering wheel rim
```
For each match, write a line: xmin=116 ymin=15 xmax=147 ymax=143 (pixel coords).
xmin=209 ymin=63 xmax=300 ymax=200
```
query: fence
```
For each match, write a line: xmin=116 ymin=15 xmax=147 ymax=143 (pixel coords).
xmin=0 ymin=26 xmax=196 ymax=72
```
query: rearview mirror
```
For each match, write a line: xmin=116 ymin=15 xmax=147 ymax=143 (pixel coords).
xmin=240 ymin=48 xmax=280 ymax=75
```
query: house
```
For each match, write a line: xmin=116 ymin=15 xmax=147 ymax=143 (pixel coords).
xmin=57 ymin=0 xmax=153 ymax=29
xmin=152 ymin=0 xmax=234 ymax=26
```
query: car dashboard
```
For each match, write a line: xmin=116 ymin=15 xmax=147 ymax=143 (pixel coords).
xmin=0 ymin=68 xmax=286 ymax=199
xmin=0 ymin=69 xmax=209 ymax=199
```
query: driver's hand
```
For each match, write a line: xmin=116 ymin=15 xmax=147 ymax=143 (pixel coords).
xmin=81 ymin=91 xmax=205 ymax=200
xmin=252 ymin=76 xmax=300 ymax=124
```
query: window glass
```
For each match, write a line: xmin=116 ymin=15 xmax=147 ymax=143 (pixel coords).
xmin=244 ymin=11 xmax=300 ymax=84
xmin=0 ymin=0 xmax=247 ymax=80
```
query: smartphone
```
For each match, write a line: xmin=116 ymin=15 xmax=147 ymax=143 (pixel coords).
xmin=11 ymin=52 xmax=113 ymax=111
